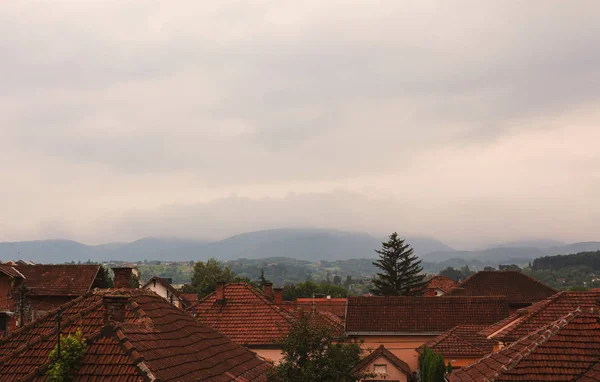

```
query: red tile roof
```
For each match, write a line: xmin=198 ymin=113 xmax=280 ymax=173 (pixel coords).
xmin=189 ymin=283 xmax=297 ymax=346
xmin=293 ymin=297 xmax=347 ymax=317
xmin=0 ymin=288 xmax=271 ymax=381
xmin=299 ymin=310 xmax=345 ymax=338
xmin=0 ymin=265 xmax=24 ymax=279
xmin=345 ymin=296 xmax=510 ymax=334
xmin=482 ymin=290 xmax=600 ymax=343
xmin=353 ymin=345 xmax=412 ymax=377
xmin=447 ymin=271 xmax=557 ymax=306
xmin=426 ymin=275 xmax=458 ymax=294
xmin=449 ymin=308 xmax=600 ymax=382
xmin=418 ymin=325 xmax=495 ymax=358
xmin=13 ymin=264 xmax=103 ymax=296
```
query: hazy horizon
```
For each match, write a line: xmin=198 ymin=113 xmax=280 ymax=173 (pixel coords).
xmin=1 ymin=2 xmax=599 ymax=249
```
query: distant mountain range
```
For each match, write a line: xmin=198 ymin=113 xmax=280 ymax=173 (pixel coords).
xmin=0 ymin=228 xmax=598 ymax=265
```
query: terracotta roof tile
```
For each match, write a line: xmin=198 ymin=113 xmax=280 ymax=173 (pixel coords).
xmin=345 ymin=296 xmax=510 ymax=334
xmin=483 ymin=290 xmax=600 ymax=342
xmin=449 ymin=309 xmax=600 ymax=382
xmin=0 ymin=289 xmax=271 ymax=381
xmin=426 ymin=275 xmax=458 ymax=294
xmin=13 ymin=265 xmax=103 ymax=296
xmin=293 ymin=298 xmax=347 ymax=317
xmin=447 ymin=271 xmax=557 ymax=306
xmin=189 ymin=283 xmax=298 ymax=346
xmin=0 ymin=265 xmax=25 ymax=279
xmin=418 ymin=325 xmax=495 ymax=358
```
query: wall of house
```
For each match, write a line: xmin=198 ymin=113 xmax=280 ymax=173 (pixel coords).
xmin=360 ymin=355 xmax=409 ymax=382
xmin=250 ymin=348 xmax=284 ymax=364
xmin=145 ymin=282 xmax=182 ymax=309
xmin=353 ymin=335 xmax=436 ymax=372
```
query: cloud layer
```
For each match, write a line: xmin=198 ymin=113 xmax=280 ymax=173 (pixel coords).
xmin=1 ymin=1 xmax=599 ymax=247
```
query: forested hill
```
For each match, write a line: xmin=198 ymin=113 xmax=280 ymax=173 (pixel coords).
xmin=0 ymin=229 xmax=452 ymax=263
xmin=532 ymin=250 xmax=600 ymax=270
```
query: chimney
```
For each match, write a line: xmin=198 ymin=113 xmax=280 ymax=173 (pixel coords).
xmin=216 ymin=282 xmax=226 ymax=304
xmin=103 ymin=295 xmax=128 ymax=323
xmin=274 ymin=288 xmax=283 ymax=306
xmin=112 ymin=267 xmax=139 ymax=289
xmin=263 ymin=283 xmax=274 ymax=300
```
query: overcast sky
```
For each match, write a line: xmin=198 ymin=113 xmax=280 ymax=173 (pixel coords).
xmin=1 ymin=1 xmax=599 ymax=248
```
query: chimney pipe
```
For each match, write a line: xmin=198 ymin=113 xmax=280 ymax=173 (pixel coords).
xmin=216 ymin=282 xmax=226 ymax=304
xmin=103 ymin=295 xmax=128 ymax=323
xmin=274 ymin=288 xmax=283 ymax=306
xmin=263 ymin=283 xmax=274 ymax=300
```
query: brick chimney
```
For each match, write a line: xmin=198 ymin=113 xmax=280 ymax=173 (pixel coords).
xmin=216 ymin=282 xmax=226 ymax=304
xmin=263 ymin=283 xmax=274 ymax=300
xmin=274 ymin=288 xmax=283 ymax=306
xmin=103 ymin=295 xmax=128 ymax=323
xmin=112 ymin=267 xmax=139 ymax=289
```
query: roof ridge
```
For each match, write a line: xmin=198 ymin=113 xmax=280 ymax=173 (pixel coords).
xmin=421 ymin=325 xmax=459 ymax=350
xmin=244 ymin=283 xmax=297 ymax=322
xmin=111 ymin=325 xmax=159 ymax=381
xmin=494 ymin=290 xmax=566 ymax=340
xmin=462 ymin=308 xmax=583 ymax=381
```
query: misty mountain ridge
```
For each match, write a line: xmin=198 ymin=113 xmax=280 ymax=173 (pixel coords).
xmin=0 ymin=228 xmax=598 ymax=265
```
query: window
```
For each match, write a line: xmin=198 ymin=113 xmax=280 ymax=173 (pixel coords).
xmin=373 ymin=364 xmax=387 ymax=375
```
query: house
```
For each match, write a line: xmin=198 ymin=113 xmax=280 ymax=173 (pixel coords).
xmin=424 ymin=275 xmax=458 ymax=296
xmin=111 ymin=266 xmax=140 ymax=288
xmin=142 ymin=276 xmax=185 ymax=309
xmin=446 ymin=271 xmax=557 ymax=313
xmin=345 ymin=296 xmax=510 ymax=371
xmin=0 ymin=288 xmax=271 ymax=381
xmin=449 ymin=308 xmax=600 ymax=381
xmin=481 ymin=290 xmax=600 ymax=346
xmin=292 ymin=297 xmax=347 ymax=318
xmin=417 ymin=325 xmax=495 ymax=369
xmin=353 ymin=345 xmax=413 ymax=382
xmin=189 ymin=282 xmax=296 ymax=362
xmin=0 ymin=264 xmax=108 ymax=331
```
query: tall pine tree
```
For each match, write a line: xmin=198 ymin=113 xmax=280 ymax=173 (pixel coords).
xmin=371 ymin=232 xmax=427 ymax=296
xmin=258 ymin=268 xmax=269 ymax=288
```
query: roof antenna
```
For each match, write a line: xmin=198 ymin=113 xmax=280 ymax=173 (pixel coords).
xmin=57 ymin=307 xmax=62 ymax=360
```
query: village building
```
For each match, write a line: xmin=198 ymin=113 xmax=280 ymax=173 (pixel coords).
xmin=0 ymin=288 xmax=272 ymax=381
xmin=447 ymin=271 xmax=557 ymax=313
xmin=0 ymin=264 xmax=108 ymax=332
xmin=354 ymin=345 xmax=413 ymax=382
xmin=424 ymin=275 xmax=458 ymax=296
xmin=417 ymin=325 xmax=495 ymax=369
xmin=345 ymin=296 xmax=510 ymax=372
xmin=142 ymin=276 xmax=185 ymax=309
xmin=189 ymin=282 xmax=343 ymax=362
xmin=449 ymin=308 xmax=600 ymax=381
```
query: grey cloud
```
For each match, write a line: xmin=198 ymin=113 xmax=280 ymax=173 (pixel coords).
xmin=1 ymin=1 xmax=600 ymax=244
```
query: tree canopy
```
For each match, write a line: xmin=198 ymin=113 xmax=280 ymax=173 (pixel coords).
xmin=272 ymin=315 xmax=368 ymax=382
xmin=183 ymin=258 xmax=240 ymax=297
xmin=371 ymin=233 xmax=427 ymax=296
